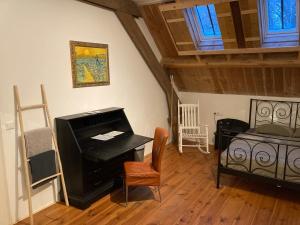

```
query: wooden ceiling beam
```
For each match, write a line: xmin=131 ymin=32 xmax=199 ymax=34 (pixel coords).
xmin=178 ymin=46 xmax=300 ymax=56
xmin=230 ymin=1 xmax=246 ymax=48
xmin=159 ymin=0 xmax=238 ymax=11
xmin=166 ymin=18 xmax=185 ymax=23
xmin=161 ymin=57 xmax=300 ymax=68
xmin=218 ymin=9 xmax=257 ymax=18
xmin=78 ymin=0 xmax=141 ymax=17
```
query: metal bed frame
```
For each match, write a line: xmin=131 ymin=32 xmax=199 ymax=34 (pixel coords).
xmin=217 ymin=99 xmax=300 ymax=190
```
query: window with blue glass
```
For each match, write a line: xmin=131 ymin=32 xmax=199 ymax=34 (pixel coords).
xmin=195 ymin=4 xmax=221 ymax=38
xmin=267 ymin=0 xmax=297 ymax=33
xmin=260 ymin=0 xmax=299 ymax=46
xmin=185 ymin=4 xmax=223 ymax=50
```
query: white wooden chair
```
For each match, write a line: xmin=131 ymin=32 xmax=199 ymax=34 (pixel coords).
xmin=178 ymin=100 xmax=209 ymax=154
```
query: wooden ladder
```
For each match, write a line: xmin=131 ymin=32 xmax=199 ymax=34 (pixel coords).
xmin=14 ymin=84 xmax=69 ymax=225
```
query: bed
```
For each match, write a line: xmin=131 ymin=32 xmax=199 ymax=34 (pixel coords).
xmin=217 ymin=99 xmax=300 ymax=190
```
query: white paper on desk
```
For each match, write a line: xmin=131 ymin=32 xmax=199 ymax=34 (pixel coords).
xmin=91 ymin=134 xmax=114 ymax=141
xmin=91 ymin=131 xmax=124 ymax=141
xmin=104 ymin=131 xmax=124 ymax=137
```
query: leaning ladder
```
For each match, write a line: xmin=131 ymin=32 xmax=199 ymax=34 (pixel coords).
xmin=14 ymin=84 xmax=69 ymax=225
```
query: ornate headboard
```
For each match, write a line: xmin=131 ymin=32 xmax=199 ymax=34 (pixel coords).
xmin=249 ymin=99 xmax=300 ymax=129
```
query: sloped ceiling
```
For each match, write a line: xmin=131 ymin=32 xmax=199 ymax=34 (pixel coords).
xmin=132 ymin=0 xmax=173 ymax=5
xmin=141 ymin=2 xmax=300 ymax=97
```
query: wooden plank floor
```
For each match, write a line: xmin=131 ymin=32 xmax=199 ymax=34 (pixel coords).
xmin=16 ymin=144 xmax=300 ymax=225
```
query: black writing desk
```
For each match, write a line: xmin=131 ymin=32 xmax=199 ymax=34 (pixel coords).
xmin=56 ymin=107 xmax=152 ymax=209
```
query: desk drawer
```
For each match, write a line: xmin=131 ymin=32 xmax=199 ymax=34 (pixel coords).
xmin=84 ymin=151 xmax=133 ymax=172
xmin=83 ymin=151 xmax=134 ymax=191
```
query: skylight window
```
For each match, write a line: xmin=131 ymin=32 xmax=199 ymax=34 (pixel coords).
xmin=185 ymin=4 xmax=223 ymax=50
xmin=195 ymin=5 xmax=221 ymax=38
xmin=267 ymin=0 xmax=297 ymax=33
xmin=259 ymin=0 xmax=299 ymax=46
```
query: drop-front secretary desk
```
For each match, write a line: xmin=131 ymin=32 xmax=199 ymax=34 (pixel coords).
xmin=56 ymin=107 xmax=152 ymax=209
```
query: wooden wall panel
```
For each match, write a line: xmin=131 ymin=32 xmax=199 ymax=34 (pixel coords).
xmin=263 ymin=68 xmax=274 ymax=96
xmin=219 ymin=15 xmax=236 ymax=44
xmin=162 ymin=9 xmax=184 ymax=19
xmin=215 ymin=2 xmax=231 ymax=14
xmin=223 ymin=41 xmax=238 ymax=49
xmin=215 ymin=3 xmax=237 ymax=48
xmin=171 ymin=68 xmax=217 ymax=93
xmin=169 ymin=67 xmax=300 ymax=97
xmin=239 ymin=0 xmax=258 ymax=11
xmin=264 ymin=52 xmax=298 ymax=60
xmin=245 ymin=40 xmax=260 ymax=48
xmin=273 ymin=68 xmax=284 ymax=95
xmin=242 ymin=14 xmax=260 ymax=38
xmin=168 ymin=22 xmax=193 ymax=42
xmin=177 ymin=44 xmax=196 ymax=51
xmin=229 ymin=68 xmax=248 ymax=94
xmin=161 ymin=9 xmax=196 ymax=52
xmin=141 ymin=4 xmax=178 ymax=57
xmin=286 ymin=68 xmax=300 ymax=96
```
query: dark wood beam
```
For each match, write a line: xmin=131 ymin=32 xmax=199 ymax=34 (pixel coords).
xmin=230 ymin=1 xmax=246 ymax=48
xmin=79 ymin=0 xmax=141 ymax=17
xmin=115 ymin=11 xmax=179 ymax=141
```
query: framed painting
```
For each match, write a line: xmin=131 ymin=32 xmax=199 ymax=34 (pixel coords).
xmin=70 ymin=41 xmax=110 ymax=88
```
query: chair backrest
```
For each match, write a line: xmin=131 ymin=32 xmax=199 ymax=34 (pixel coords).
xmin=178 ymin=100 xmax=200 ymax=128
xmin=152 ymin=127 xmax=169 ymax=172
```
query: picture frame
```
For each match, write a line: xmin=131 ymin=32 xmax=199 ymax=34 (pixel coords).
xmin=70 ymin=41 xmax=110 ymax=88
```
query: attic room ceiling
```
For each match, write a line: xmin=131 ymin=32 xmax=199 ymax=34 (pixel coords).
xmin=132 ymin=0 xmax=173 ymax=5
xmin=140 ymin=0 xmax=300 ymax=97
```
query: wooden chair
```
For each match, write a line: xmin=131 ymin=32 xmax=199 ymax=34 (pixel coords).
xmin=123 ymin=127 xmax=169 ymax=206
xmin=178 ymin=100 xmax=209 ymax=154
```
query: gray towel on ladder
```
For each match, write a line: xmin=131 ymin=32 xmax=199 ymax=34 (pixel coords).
xmin=24 ymin=127 xmax=57 ymax=188
xmin=29 ymin=150 xmax=57 ymax=189
xmin=24 ymin=127 xmax=52 ymax=157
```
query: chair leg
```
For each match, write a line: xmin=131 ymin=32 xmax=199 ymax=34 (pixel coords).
xmin=178 ymin=133 xmax=183 ymax=153
xmin=197 ymin=137 xmax=210 ymax=154
xmin=157 ymin=186 xmax=161 ymax=203
xmin=122 ymin=176 xmax=125 ymax=193
xmin=206 ymin=140 xmax=210 ymax=154
xmin=125 ymin=184 xmax=128 ymax=206
xmin=198 ymin=138 xmax=201 ymax=151
xmin=206 ymin=127 xmax=210 ymax=154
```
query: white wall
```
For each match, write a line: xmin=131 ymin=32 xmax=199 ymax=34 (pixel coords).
xmin=0 ymin=120 xmax=11 ymax=225
xmin=0 ymin=0 xmax=169 ymax=223
xmin=180 ymin=92 xmax=300 ymax=145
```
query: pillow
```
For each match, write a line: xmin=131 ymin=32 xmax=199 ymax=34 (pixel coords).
xmin=256 ymin=124 xmax=294 ymax=137
xmin=294 ymin=128 xmax=300 ymax=138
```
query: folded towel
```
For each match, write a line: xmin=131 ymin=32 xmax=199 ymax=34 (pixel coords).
xmin=29 ymin=150 xmax=57 ymax=189
xmin=24 ymin=127 xmax=52 ymax=157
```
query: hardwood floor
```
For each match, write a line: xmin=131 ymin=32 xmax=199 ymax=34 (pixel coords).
xmin=16 ymin=144 xmax=300 ymax=225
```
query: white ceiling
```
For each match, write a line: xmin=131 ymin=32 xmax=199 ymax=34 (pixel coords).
xmin=132 ymin=0 xmax=173 ymax=5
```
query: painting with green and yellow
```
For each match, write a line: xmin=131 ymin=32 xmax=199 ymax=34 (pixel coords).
xmin=73 ymin=44 xmax=109 ymax=86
